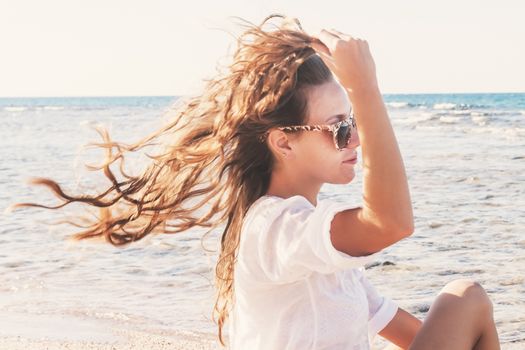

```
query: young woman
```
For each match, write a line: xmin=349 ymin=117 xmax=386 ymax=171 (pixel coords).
xmin=12 ymin=15 xmax=500 ymax=350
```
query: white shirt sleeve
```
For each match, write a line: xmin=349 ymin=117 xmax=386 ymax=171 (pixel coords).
xmin=357 ymin=268 xmax=399 ymax=342
xmin=252 ymin=195 xmax=381 ymax=283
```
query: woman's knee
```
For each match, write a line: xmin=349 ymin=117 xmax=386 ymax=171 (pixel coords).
xmin=439 ymin=278 xmax=493 ymax=314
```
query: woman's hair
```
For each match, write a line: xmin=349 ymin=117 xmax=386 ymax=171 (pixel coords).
xmin=9 ymin=14 xmax=333 ymax=346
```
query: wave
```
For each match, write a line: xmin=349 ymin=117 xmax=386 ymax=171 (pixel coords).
xmin=387 ymin=101 xmax=491 ymax=111
xmin=386 ymin=102 xmax=410 ymax=108
xmin=471 ymin=116 xmax=489 ymax=126
xmin=4 ymin=106 xmax=27 ymax=112
xmin=432 ymin=103 xmax=488 ymax=110
xmin=433 ymin=103 xmax=457 ymax=110
xmin=386 ymin=101 xmax=428 ymax=109
xmin=4 ymin=105 xmax=65 ymax=112
xmin=469 ymin=126 xmax=525 ymax=139
xmin=439 ymin=116 xmax=463 ymax=124
xmin=433 ymin=110 xmax=519 ymax=118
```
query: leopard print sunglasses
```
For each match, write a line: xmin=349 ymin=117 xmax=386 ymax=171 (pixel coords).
xmin=259 ymin=113 xmax=357 ymax=151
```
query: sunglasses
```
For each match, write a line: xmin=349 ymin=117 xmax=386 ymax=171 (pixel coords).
xmin=259 ymin=113 xmax=357 ymax=151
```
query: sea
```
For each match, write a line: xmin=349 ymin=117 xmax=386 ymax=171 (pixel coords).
xmin=0 ymin=93 xmax=523 ymax=348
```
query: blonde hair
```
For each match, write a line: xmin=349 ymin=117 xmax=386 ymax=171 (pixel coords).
xmin=9 ymin=14 xmax=333 ymax=346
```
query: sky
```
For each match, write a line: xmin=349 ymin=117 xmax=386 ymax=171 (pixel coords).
xmin=1 ymin=0 xmax=524 ymax=97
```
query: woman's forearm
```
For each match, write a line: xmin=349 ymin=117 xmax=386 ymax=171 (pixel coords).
xmin=349 ymin=85 xmax=414 ymax=235
xmin=311 ymin=31 xmax=413 ymax=236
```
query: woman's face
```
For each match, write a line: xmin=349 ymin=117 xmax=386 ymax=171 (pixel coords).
xmin=292 ymin=78 xmax=360 ymax=184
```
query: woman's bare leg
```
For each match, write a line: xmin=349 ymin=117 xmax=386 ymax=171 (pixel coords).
xmin=409 ymin=279 xmax=500 ymax=350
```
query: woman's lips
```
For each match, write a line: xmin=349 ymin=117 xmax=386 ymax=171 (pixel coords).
xmin=343 ymin=157 xmax=358 ymax=164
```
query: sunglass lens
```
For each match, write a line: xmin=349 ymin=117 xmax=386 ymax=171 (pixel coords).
xmin=336 ymin=123 xmax=351 ymax=149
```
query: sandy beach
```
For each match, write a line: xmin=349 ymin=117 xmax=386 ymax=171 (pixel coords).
xmin=2 ymin=330 xmax=524 ymax=350
xmin=0 ymin=310 xmax=221 ymax=349
xmin=0 ymin=310 xmax=523 ymax=350
xmin=0 ymin=327 xmax=220 ymax=350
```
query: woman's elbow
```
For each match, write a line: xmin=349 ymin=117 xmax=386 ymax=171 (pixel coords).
xmin=395 ymin=220 xmax=414 ymax=238
xmin=395 ymin=209 xmax=415 ymax=238
xmin=384 ymin=218 xmax=414 ymax=239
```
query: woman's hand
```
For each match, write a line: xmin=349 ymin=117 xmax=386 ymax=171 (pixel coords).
xmin=311 ymin=29 xmax=378 ymax=95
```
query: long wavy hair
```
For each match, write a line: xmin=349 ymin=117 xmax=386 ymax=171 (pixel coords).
xmin=8 ymin=14 xmax=333 ymax=346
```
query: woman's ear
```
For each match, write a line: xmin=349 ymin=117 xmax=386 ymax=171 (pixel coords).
xmin=267 ymin=129 xmax=293 ymax=160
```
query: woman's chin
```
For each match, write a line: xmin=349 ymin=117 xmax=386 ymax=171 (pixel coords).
xmin=330 ymin=170 xmax=355 ymax=184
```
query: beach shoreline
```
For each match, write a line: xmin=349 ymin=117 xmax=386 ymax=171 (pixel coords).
xmin=0 ymin=310 xmax=221 ymax=350
xmin=0 ymin=326 xmax=221 ymax=350
xmin=1 ymin=329 xmax=523 ymax=350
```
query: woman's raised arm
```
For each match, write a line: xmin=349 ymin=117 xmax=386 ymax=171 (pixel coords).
xmin=313 ymin=30 xmax=414 ymax=256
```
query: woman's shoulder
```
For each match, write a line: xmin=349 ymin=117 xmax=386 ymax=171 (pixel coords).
xmin=246 ymin=194 xmax=360 ymax=218
xmin=242 ymin=195 xmax=308 ymax=231
xmin=246 ymin=194 xmax=312 ymax=218
xmin=243 ymin=194 xmax=357 ymax=232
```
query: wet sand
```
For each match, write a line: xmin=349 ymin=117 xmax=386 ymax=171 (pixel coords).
xmin=0 ymin=327 xmax=220 ymax=350
xmin=2 ymin=331 xmax=524 ymax=350
xmin=0 ymin=311 xmax=220 ymax=350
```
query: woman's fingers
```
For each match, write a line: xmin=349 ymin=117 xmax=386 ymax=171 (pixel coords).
xmin=316 ymin=50 xmax=337 ymax=72
xmin=310 ymin=39 xmax=330 ymax=56
xmin=328 ymin=28 xmax=355 ymax=41
xmin=309 ymin=27 xmax=377 ymax=92
xmin=312 ymin=29 xmax=359 ymax=55
xmin=309 ymin=38 xmax=337 ymax=72
xmin=320 ymin=28 xmax=341 ymax=39
xmin=315 ymin=29 xmax=343 ymax=54
xmin=310 ymin=30 xmax=343 ymax=76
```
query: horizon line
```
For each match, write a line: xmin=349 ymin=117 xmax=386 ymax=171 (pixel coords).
xmin=1 ymin=91 xmax=525 ymax=99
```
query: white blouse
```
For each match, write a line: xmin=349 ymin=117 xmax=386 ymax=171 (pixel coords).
xmin=228 ymin=195 xmax=398 ymax=350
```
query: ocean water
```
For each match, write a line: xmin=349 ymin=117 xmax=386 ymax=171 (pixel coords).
xmin=0 ymin=93 xmax=523 ymax=348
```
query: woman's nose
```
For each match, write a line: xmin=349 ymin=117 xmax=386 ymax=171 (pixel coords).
xmin=348 ymin=128 xmax=360 ymax=148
